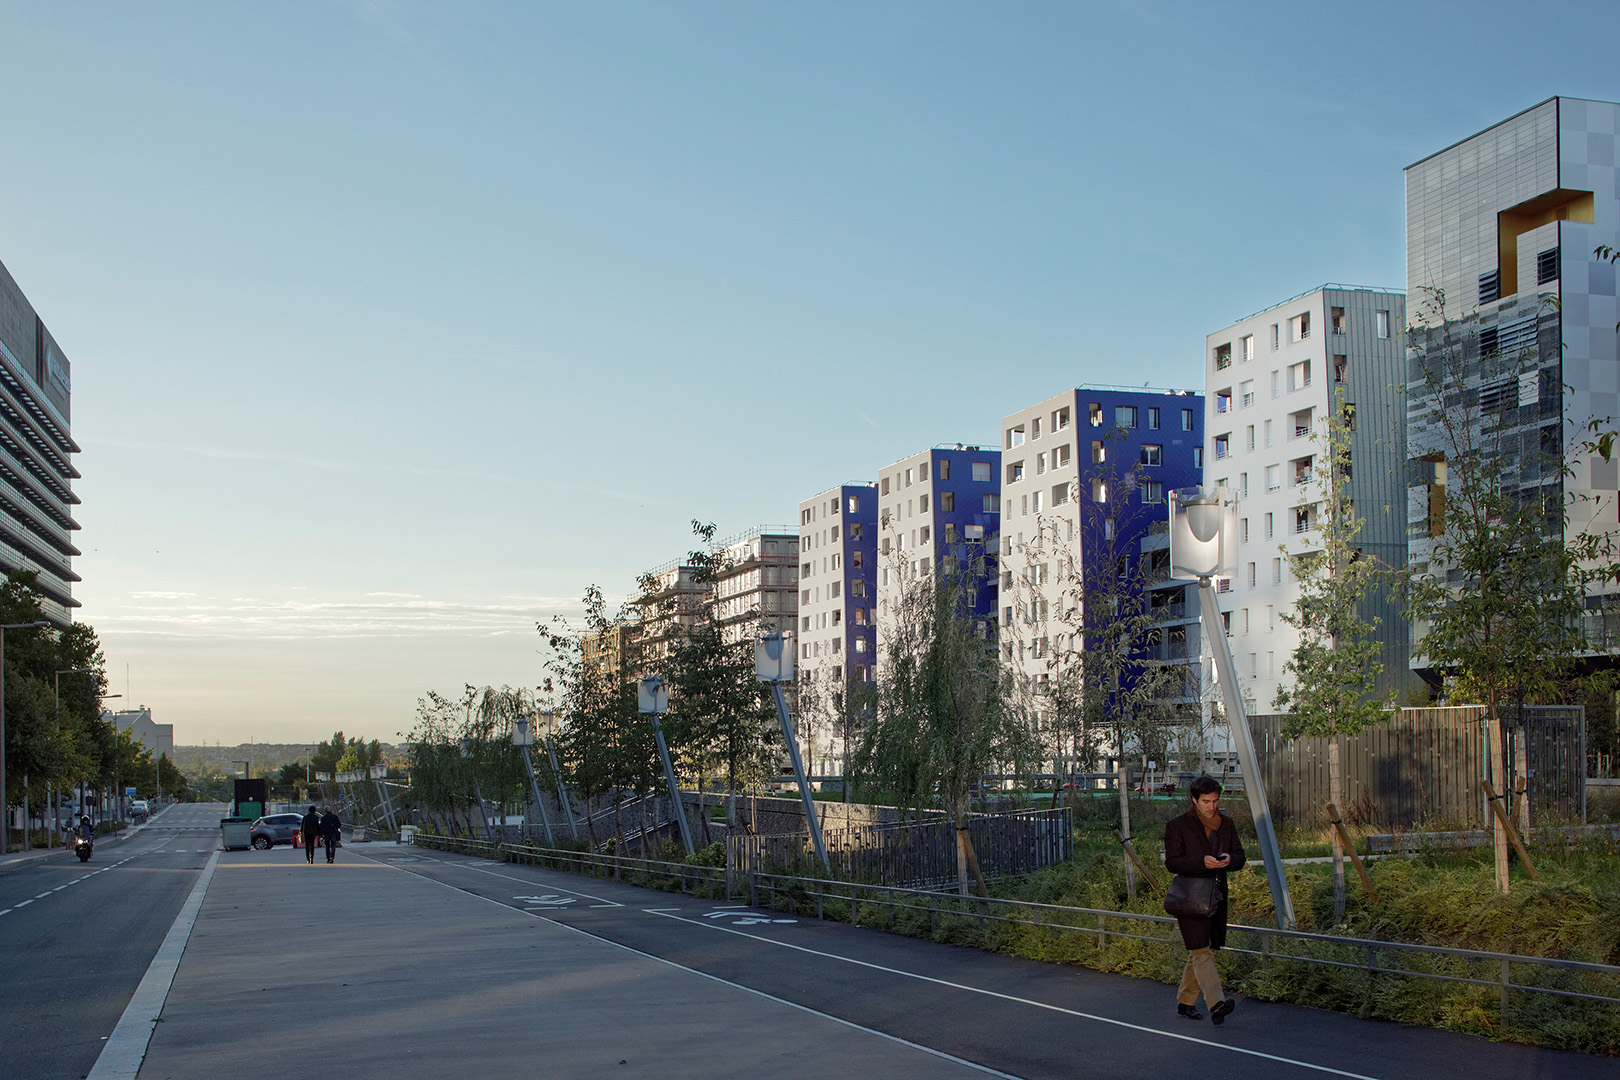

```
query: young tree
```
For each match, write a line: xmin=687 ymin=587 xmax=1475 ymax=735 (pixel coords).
xmin=1405 ymin=287 xmax=1596 ymax=893
xmin=855 ymin=555 xmax=1035 ymax=895
xmin=1273 ymin=386 xmax=1392 ymax=922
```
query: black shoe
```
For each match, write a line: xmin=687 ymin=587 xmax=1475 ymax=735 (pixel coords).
xmin=1210 ymin=999 xmax=1235 ymax=1025
xmin=1177 ymin=1003 xmax=1204 ymax=1021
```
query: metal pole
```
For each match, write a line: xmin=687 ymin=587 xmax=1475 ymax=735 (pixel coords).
xmin=1198 ymin=580 xmax=1295 ymax=929
xmin=519 ymin=745 xmax=554 ymax=846
xmin=472 ymin=781 xmax=493 ymax=841
xmin=650 ymin=713 xmax=695 ymax=855
xmin=772 ymin=680 xmax=829 ymax=870
xmin=545 ymin=736 xmax=580 ymax=840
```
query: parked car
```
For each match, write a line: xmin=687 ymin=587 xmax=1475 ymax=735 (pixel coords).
xmin=250 ymin=813 xmax=306 ymax=849
xmin=130 ymin=800 xmax=150 ymax=821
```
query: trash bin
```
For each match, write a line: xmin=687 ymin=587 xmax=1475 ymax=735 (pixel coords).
xmin=220 ymin=817 xmax=252 ymax=851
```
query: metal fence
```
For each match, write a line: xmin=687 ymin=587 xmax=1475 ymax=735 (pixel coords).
xmin=410 ymin=832 xmax=1620 ymax=1019
xmin=729 ymin=807 xmax=1071 ymax=888
xmin=1251 ymin=706 xmax=1585 ymax=828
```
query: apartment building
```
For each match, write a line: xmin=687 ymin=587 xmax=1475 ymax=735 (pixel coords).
xmin=997 ymin=386 xmax=1203 ymax=745
xmin=1205 ymin=286 xmax=1409 ymax=711
xmin=0 ymin=258 xmax=80 ymax=623
xmin=1405 ymin=97 xmax=1620 ymax=668
xmin=873 ymin=444 xmax=1002 ymax=666
xmin=797 ymin=484 xmax=878 ymax=774
xmin=710 ymin=526 xmax=800 ymax=646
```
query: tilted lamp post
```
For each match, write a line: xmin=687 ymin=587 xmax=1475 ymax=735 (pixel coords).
xmin=756 ymin=632 xmax=829 ymax=871
xmin=637 ymin=675 xmax=695 ymax=855
xmin=536 ymin=709 xmax=580 ymax=840
xmin=510 ymin=713 xmax=555 ymax=846
xmin=459 ymin=736 xmax=495 ymax=841
xmin=1169 ymin=486 xmax=1296 ymax=929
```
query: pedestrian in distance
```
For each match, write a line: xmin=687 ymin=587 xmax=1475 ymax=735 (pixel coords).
xmin=301 ymin=805 xmax=320 ymax=864
xmin=320 ymin=806 xmax=341 ymax=863
xmin=1163 ymin=775 xmax=1246 ymax=1025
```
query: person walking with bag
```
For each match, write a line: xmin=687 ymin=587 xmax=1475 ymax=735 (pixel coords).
xmin=320 ymin=806 xmax=341 ymax=863
xmin=1163 ymin=775 xmax=1246 ymax=1024
xmin=300 ymin=805 xmax=320 ymax=864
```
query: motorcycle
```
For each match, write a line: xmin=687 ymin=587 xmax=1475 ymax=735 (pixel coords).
xmin=74 ymin=834 xmax=93 ymax=862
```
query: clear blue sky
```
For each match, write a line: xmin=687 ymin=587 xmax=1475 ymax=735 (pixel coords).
xmin=1 ymin=2 xmax=1615 ymax=745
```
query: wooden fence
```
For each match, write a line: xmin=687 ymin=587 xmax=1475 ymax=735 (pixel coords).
xmin=1250 ymin=706 xmax=1585 ymax=829
xmin=729 ymin=806 xmax=1071 ymax=889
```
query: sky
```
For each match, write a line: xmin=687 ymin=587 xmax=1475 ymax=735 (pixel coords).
xmin=1 ymin=1 xmax=1617 ymax=746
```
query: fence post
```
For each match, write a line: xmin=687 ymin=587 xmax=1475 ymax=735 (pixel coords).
xmin=851 ymin=884 xmax=859 ymax=925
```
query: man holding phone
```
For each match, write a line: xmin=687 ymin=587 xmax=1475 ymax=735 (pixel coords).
xmin=1164 ymin=776 xmax=1247 ymax=1024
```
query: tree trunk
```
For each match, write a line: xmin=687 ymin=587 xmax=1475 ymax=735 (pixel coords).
xmin=1514 ymin=724 xmax=1531 ymax=838
xmin=1116 ymin=758 xmax=1136 ymax=898
xmin=953 ymin=794 xmax=972 ymax=896
xmin=1485 ymin=694 xmax=1510 ymax=894
xmin=1329 ymin=736 xmax=1346 ymax=924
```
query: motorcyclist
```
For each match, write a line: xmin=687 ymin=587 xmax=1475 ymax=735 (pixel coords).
xmin=78 ymin=815 xmax=94 ymax=842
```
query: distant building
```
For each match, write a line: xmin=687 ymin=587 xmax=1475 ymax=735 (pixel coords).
xmin=106 ymin=708 xmax=174 ymax=763
xmin=1404 ymin=97 xmax=1620 ymax=671
xmin=710 ymin=526 xmax=800 ymax=646
xmin=1204 ymin=286 xmax=1409 ymax=710
xmin=997 ymin=386 xmax=1203 ymax=761
xmin=873 ymin=444 xmax=1002 ymax=670
xmin=0 ymin=257 xmax=82 ymax=623
xmin=796 ymin=483 xmax=878 ymax=774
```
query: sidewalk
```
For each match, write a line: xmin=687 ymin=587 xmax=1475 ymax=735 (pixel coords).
xmin=129 ymin=842 xmax=996 ymax=1079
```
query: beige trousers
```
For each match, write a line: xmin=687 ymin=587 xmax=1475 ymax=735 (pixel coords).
xmin=1177 ymin=947 xmax=1225 ymax=1007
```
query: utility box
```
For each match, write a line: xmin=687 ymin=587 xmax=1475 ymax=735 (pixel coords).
xmin=233 ymin=778 xmax=268 ymax=822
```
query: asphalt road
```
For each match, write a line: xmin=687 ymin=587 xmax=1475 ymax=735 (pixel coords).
xmin=354 ymin=847 xmax=1613 ymax=1080
xmin=0 ymin=803 xmax=225 ymax=1080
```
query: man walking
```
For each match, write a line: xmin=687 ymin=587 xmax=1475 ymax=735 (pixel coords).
xmin=301 ymin=805 xmax=320 ymax=864
xmin=320 ymin=805 xmax=341 ymax=863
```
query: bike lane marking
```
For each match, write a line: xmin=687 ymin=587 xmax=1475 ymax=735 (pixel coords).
xmin=644 ymin=910 xmax=1381 ymax=1080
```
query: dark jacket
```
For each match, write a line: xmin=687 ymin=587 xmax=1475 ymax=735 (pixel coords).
xmin=320 ymin=810 xmax=341 ymax=840
xmin=1164 ymin=806 xmax=1247 ymax=950
xmin=301 ymin=811 xmax=321 ymax=842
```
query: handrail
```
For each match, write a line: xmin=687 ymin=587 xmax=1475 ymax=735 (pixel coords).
xmin=412 ymin=834 xmax=1620 ymax=1009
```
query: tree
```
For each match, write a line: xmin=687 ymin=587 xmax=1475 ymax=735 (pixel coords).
xmin=855 ymin=554 xmax=1035 ymax=894
xmin=1273 ymin=386 xmax=1392 ymax=922
xmin=1405 ymin=286 xmax=1597 ymax=893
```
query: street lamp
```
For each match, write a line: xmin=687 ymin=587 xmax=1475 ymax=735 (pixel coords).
xmin=535 ymin=706 xmax=579 ymax=840
xmin=1169 ymin=486 xmax=1296 ymax=929
xmin=756 ymin=632 xmax=829 ymax=870
xmin=510 ymin=711 xmax=555 ymax=846
xmin=637 ymin=675 xmax=695 ymax=855
xmin=0 ymin=620 xmax=49 ymax=855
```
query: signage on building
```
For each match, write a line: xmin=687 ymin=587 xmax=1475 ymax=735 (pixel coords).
xmin=46 ymin=341 xmax=70 ymax=396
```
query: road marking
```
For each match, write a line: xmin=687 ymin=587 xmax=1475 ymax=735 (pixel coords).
xmin=87 ymin=851 xmax=219 ymax=1080
xmin=0 ymin=908 xmax=10 ymax=915
xmin=409 ymin=853 xmax=623 ymax=906
xmin=514 ymin=894 xmax=576 ymax=907
xmin=374 ymin=860 xmax=1022 ymax=1079
xmin=646 ymin=911 xmax=1380 ymax=1080
xmin=16 ymin=898 xmax=33 ymax=907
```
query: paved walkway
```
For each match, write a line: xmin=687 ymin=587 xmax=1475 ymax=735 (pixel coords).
xmin=111 ymin=841 xmax=1613 ymax=1079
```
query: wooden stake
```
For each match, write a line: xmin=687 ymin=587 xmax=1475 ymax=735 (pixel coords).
xmin=1114 ymin=829 xmax=1163 ymax=895
xmin=1326 ymin=803 xmax=1379 ymax=904
xmin=1480 ymin=779 xmax=1542 ymax=884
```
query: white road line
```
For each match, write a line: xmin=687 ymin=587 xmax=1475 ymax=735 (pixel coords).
xmin=0 ymin=908 xmax=10 ymax=915
xmin=366 ymin=857 xmax=1023 ymax=1080
xmin=646 ymin=911 xmax=1379 ymax=1080
xmin=16 ymin=898 xmax=33 ymax=907
xmin=410 ymin=853 xmax=623 ymax=906
xmin=87 ymin=851 xmax=220 ymax=1080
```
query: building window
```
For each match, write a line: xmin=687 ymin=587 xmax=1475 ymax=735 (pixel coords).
xmin=1272 ymin=558 xmax=1283 ymax=584
xmin=1240 ymin=517 xmax=1249 ymax=543
xmin=1246 ymin=562 xmax=1256 ymax=588
xmin=944 ymin=522 xmax=956 ymax=542
xmin=1148 ymin=406 xmax=1160 ymax=429
xmin=1141 ymin=480 xmax=1163 ymax=503
xmin=1193 ymin=446 xmax=1203 ymax=468
xmin=1007 ymin=425 xmax=1025 ymax=448
xmin=1270 ymin=323 xmax=1280 ymax=350
xmin=1181 ymin=408 xmax=1194 ymax=431
xmin=983 ymin=493 xmax=1000 ymax=512
xmin=1035 ymin=452 xmax=1047 ymax=475
xmin=1288 ymin=360 xmax=1311 ymax=391
xmin=1215 ymin=343 xmax=1232 ymax=369
xmin=1376 ymin=310 xmax=1390 ymax=338
xmin=1007 ymin=461 xmax=1025 ymax=484
xmin=1092 ymin=478 xmax=1107 ymax=503
xmin=1216 ymin=390 xmax=1232 ymax=413
xmin=1052 ymin=483 xmax=1071 ymax=506
xmin=1333 ymin=355 xmax=1347 ymax=383
xmin=1479 ymin=270 xmax=1501 ymax=305
xmin=1032 ymin=491 xmax=1043 ymax=513
xmin=1089 ymin=402 xmax=1103 ymax=426
xmin=1264 ymin=512 xmax=1273 ymax=539
xmin=905 ymin=467 xmax=914 ymax=486
xmin=1115 ymin=405 xmax=1138 ymax=428
xmin=1246 ymin=425 xmax=1255 ymax=452
xmin=1054 ymin=406 xmax=1071 ymax=431
xmin=1265 ymin=466 xmax=1279 ymax=492
xmin=940 ymin=491 xmax=954 ymax=511
xmin=1240 ymin=334 xmax=1254 ymax=362
xmin=1054 ymin=443 xmax=1070 ymax=468
xmin=938 ymin=458 xmax=951 ymax=480
xmin=919 ymin=462 xmax=929 ymax=482
xmin=1289 ymin=311 xmax=1310 ymax=341
xmin=1214 ymin=434 xmax=1230 ymax=459
xmin=972 ymin=462 xmax=992 ymax=482
xmin=1331 ymin=306 xmax=1345 ymax=333
xmin=1240 ymin=379 xmax=1254 ymax=408
xmin=1140 ymin=444 xmax=1162 ymax=466
xmin=919 ymin=493 xmax=930 ymax=512
xmin=848 ymin=523 xmax=862 ymax=540
xmin=1537 ymin=248 xmax=1559 ymax=285
xmin=880 ymin=477 xmax=890 ymax=495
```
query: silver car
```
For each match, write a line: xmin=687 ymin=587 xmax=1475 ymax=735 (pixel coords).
xmin=250 ymin=813 xmax=306 ymax=849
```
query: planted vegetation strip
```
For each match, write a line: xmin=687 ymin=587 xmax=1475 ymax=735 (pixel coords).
xmin=411 ymin=836 xmax=1620 ymax=1009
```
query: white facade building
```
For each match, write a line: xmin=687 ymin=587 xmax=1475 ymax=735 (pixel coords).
xmin=1204 ymin=286 xmax=1410 ymax=712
